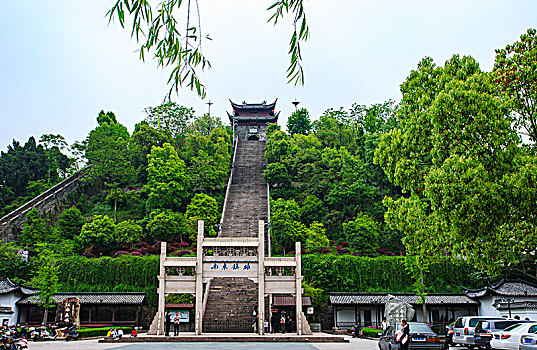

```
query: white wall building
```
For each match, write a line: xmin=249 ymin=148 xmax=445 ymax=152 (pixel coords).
xmin=0 ymin=278 xmax=36 ymax=326
xmin=463 ymin=279 xmax=537 ymax=320
xmin=329 ymin=293 xmax=478 ymax=328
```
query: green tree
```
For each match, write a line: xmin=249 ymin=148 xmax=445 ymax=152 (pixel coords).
xmin=0 ymin=137 xmax=48 ymax=202
xmin=299 ymin=195 xmax=326 ymax=225
xmin=115 ymin=220 xmax=143 ymax=248
xmin=19 ymin=208 xmax=54 ymax=249
xmin=31 ymin=244 xmax=60 ymax=325
xmin=77 ymin=215 xmax=116 ymax=251
xmin=304 ymin=221 xmax=329 ymax=252
xmin=38 ymin=133 xmax=71 ymax=181
xmin=287 ymin=108 xmax=312 ymax=136
xmin=56 ymin=206 xmax=85 ymax=240
xmin=146 ymin=143 xmax=189 ymax=212
xmin=147 ymin=209 xmax=187 ymax=242
xmin=144 ymin=102 xmax=194 ymax=143
xmin=375 ymin=54 xmax=533 ymax=280
xmin=343 ymin=213 xmax=380 ymax=255
xmin=185 ymin=193 xmax=218 ymax=240
xmin=85 ymin=112 xmax=135 ymax=222
xmin=130 ymin=121 xmax=173 ymax=183
xmin=187 ymin=114 xmax=224 ymax=136
xmin=494 ymin=28 xmax=537 ymax=144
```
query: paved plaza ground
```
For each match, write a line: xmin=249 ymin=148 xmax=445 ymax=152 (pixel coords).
xmin=26 ymin=336 xmax=378 ymax=350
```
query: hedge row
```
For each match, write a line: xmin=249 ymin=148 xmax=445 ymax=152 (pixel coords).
xmin=302 ymin=255 xmax=482 ymax=293
xmin=51 ymin=254 xmax=482 ymax=308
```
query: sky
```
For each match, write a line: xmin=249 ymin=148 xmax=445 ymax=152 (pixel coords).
xmin=0 ymin=0 xmax=536 ymax=150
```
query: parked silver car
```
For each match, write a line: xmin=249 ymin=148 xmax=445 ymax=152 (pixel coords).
xmin=452 ymin=316 xmax=504 ymax=348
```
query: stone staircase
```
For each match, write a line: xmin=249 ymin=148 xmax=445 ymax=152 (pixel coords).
xmin=221 ymin=140 xmax=268 ymax=238
xmin=202 ymin=277 xmax=258 ymax=332
xmin=202 ymin=140 xmax=268 ymax=332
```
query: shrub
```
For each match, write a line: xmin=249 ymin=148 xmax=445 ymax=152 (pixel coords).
xmin=113 ymin=251 xmax=130 ymax=258
xmin=135 ymin=242 xmax=150 ymax=249
xmin=177 ymin=250 xmax=191 ymax=257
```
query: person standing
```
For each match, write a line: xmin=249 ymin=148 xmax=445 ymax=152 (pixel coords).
xmin=174 ymin=312 xmax=180 ymax=336
xmin=270 ymin=311 xmax=278 ymax=333
xmin=400 ymin=320 xmax=410 ymax=350
xmin=280 ymin=314 xmax=286 ymax=334
xmin=264 ymin=318 xmax=269 ymax=334
xmin=381 ymin=317 xmax=388 ymax=333
xmin=165 ymin=311 xmax=172 ymax=336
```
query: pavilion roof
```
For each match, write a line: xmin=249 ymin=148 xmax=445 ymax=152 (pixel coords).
xmin=329 ymin=292 xmax=478 ymax=305
xmin=0 ymin=277 xmax=37 ymax=296
xmin=17 ymin=292 xmax=146 ymax=305
xmin=462 ymin=279 xmax=537 ymax=298
xmin=230 ymin=99 xmax=277 ymax=111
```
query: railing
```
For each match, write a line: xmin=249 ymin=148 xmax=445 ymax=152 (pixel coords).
xmin=266 ymin=183 xmax=271 ymax=257
xmin=0 ymin=166 xmax=90 ymax=227
xmin=201 ymin=279 xmax=211 ymax=319
xmin=203 ymin=319 xmax=256 ymax=333
xmin=218 ymin=137 xmax=238 ymax=237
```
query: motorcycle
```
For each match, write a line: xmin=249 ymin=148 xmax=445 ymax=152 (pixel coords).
xmin=60 ymin=325 xmax=79 ymax=341
xmin=351 ymin=324 xmax=363 ymax=338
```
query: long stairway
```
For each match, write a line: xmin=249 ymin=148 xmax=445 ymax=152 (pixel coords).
xmin=203 ymin=139 xmax=268 ymax=332
xmin=202 ymin=277 xmax=258 ymax=332
xmin=221 ymin=140 xmax=268 ymax=237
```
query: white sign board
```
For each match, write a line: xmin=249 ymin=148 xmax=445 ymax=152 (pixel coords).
xmin=307 ymin=307 xmax=314 ymax=315
xmin=179 ymin=311 xmax=190 ymax=323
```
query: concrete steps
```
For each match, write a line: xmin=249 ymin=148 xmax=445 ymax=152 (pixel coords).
xmin=203 ymin=277 xmax=258 ymax=332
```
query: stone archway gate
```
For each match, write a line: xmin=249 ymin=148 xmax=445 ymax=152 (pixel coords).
xmin=149 ymin=220 xmax=310 ymax=335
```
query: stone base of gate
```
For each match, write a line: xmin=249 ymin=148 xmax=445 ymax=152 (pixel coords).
xmin=99 ymin=333 xmax=348 ymax=343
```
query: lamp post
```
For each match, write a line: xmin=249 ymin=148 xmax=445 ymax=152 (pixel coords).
xmin=501 ymin=298 xmax=515 ymax=318
xmin=292 ymin=99 xmax=300 ymax=112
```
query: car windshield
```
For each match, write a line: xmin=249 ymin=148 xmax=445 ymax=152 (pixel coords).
xmin=503 ymin=324 xmax=524 ymax=332
xmin=396 ymin=323 xmax=432 ymax=333
xmin=410 ymin=324 xmax=433 ymax=333
xmin=477 ymin=321 xmax=489 ymax=329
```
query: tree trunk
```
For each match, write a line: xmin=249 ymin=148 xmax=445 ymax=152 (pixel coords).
xmin=421 ymin=271 xmax=428 ymax=324
xmin=114 ymin=188 xmax=118 ymax=223
xmin=42 ymin=306 xmax=48 ymax=325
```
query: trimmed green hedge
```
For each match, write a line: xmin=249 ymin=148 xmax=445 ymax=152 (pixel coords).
xmin=49 ymin=254 xmax=482 ymax=308
xmin=302 ymin=255 xmax=482 ymax=293
xmin=78 ymin=326 xmax=133 ymax=338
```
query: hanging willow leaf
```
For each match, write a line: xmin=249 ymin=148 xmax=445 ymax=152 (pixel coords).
xmin=267 ymin=0 xmax=310 ymax=85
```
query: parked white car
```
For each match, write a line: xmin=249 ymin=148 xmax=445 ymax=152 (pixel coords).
xmin=452 ymin=316 xmax=505 ymax=347
xmin=490 ymin=323 xmax=537 ymax=350
xmin=519 ymin=332 xmax=537 ymax=350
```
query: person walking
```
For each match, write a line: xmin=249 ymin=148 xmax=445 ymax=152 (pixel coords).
xmin=280 ymin=314 xmax=286 ymax=334
xmin=165 ymin=311 xmax=172 ymax=336
xmin=174 ymin=312 xmax=180 ymax=336
xmin=399 ymin=320 xmax=410 ymax=350
xmin=264 ymin=318 xmax=269 ymax=334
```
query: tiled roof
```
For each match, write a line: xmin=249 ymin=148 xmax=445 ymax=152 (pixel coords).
xmin=166 ymin=303 xmax=194 ymax=308
xmin=329 ymin=293 xmax=478 ymax=305
xmin=273 ymin=296 xmax=312 ymax=307
xmin=463 ymin=279 xmax=537 ymax=298
xmin=17 ymin=292 xmax=146 ymax=305
xmin=0 ymin=277 xmax=37 ymax=296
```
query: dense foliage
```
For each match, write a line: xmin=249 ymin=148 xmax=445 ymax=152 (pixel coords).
xmin=375 ymin=30 xmax=537 ymax=295
xmin=265 ymin=101 xmax=402 ymax=255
